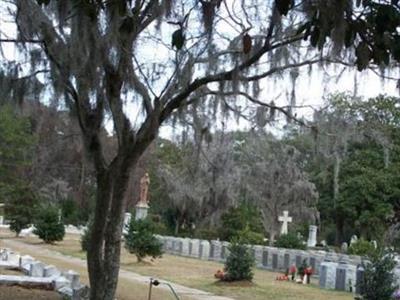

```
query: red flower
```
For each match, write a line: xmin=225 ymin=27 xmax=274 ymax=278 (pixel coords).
xmin=305 ymin=267 xmax=313 ymax=275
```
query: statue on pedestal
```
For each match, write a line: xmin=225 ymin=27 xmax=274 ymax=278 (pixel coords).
xmin=135 ymin=173 xmax=150 ymax=220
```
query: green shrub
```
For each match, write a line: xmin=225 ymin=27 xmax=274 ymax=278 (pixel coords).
xmin=235 ymin=226 xmax=265 ymax=245
xmin=195 ymin=228 xmax=219 ymax=241
xmin=274 ymin=232 xmax=306 ymax=250
xmin=218 ymin=203 xmax=264 ymax=242
xmin=33 ymin=206 xmax=65 ymax=243
xmin=5 ymin=185 xmax=38 ymax=236
xmin=359 ymin=250 xmax=397 ymax=300
xmin=124 ymin=219 xmax=163 ymax=262
xmin=348 ymin=238 xmax=376 ymax=256
xmin=223 ymin=239 xmax=254 ymax=282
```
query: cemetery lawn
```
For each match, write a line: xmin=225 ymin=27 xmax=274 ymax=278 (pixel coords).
xmin=0 ymin=286 xmax=62 ymax=300
xmin=1 ymin=231 xmax=352 ymax=300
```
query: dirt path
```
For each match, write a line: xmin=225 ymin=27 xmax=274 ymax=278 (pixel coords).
xmin=1 ymin=238 xmax=233 ymax=300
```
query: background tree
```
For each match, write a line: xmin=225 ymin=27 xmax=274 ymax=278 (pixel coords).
xmin=0 ymin=105 xmax=37 ymax=235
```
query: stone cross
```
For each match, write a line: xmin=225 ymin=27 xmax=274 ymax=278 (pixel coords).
xmin=278 ymin=210 xmax=292 ymax=235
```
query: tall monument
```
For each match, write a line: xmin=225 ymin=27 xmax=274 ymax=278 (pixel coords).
xmin=135 ymin=172 xmax=150 ymax=220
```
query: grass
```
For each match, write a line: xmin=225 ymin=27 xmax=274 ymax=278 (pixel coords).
xmin=0 ymin=229 xmax=353 ymax=300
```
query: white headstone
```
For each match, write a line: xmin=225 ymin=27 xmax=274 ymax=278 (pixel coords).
xmin=307 ymin=225 xmax=317 ymax=247
xmin=0 ymin=216 xmax=4 ymax=225
xmin=123 ymin=212 xmax=132 ymax=231
xmin=350 ymin=235 xmax=358 ymax=245
xmin=189 ymin=239 xmax=200 ymax=258
xmin=278 ymin=210 xmax=292 ymax=235
xmin=65 ymin=270 xmax=80 ymax=289
xmin=30 ymin=262 xmax=45 ymax=277
xmin=371 ymin=240 xmax=377 ymax=249
xmin=199 ymin=240 xmax=210 ymax=260
xmin=181 ymin=238 xmax=190 ymax=256
xmin=341 ymin=242 xmax=348 ymax=253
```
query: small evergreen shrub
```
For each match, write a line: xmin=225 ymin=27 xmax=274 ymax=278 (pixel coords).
xmin=33 ymin=206 xmax=65 ymax=243
xmin=348 ymin=238 xmax=376 ymax=256
xmin=359 ymin=250 xmax=397 ymax=300
xmin=124 ymin=219 xmax=163 ymax=262
xmin=223 ymin=239 xmax=254 ymax=282
xmin=275 ymin=232 xmax=306 ymax=250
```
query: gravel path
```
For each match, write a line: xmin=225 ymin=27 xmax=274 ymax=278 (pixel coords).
xmin=1 ymin=238 xmax=233 ymax=300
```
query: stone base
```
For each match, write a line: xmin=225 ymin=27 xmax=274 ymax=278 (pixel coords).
xmin=135 ymin=205 xmax=149 ymax=220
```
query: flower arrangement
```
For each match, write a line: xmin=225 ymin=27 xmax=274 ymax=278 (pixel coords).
xmin=276 ymin=274 xmax=289 ymax=281
xmin=214 ymin=269 xmax=225 ymax=280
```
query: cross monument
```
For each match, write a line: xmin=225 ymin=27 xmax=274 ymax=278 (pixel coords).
xmin=278 ymin=210 xmax=292 ymax=235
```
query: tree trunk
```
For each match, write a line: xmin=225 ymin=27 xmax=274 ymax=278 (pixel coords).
xmin=87 ymin=156 xmax=141 ymax=300
xmin=334 ymin=215 xmax=344 ymax=246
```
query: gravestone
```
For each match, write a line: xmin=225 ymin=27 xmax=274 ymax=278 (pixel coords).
xmin=350 ymin=235 xmax=358 ymax=246
xmin=199 ymin=240 xmax=210 ymax=260
xmin=335 ymin=263 xmax=347 ymax=290
xmin=278 ymin=210 xmax=292 ymax=235
xmin=272 ymin=253 xmax=278 ymax=269
xmin=253 ymin=246 xmax=263 ymax=268
xmin=307 ymin=225 xmax=318 ymax=247
xmin=325 ymin=262 xmax=338 ymax=289
xmin=221 ymin=242 xmax=230 ymax=261
xmin=173 ymin=238 xmax=183 ymax=254
xmin=341 ymin=242 xmax=348 ymax=253
xmin=345 ymin=264 xmax=357 ymax=292
xmin=319 ymin=263 xmax=328 ymax=288
xmin=210 ymin=240 xmax=222 ymax=261
xmin=190 ymin=239 xmax=200 ymax=258
xmin=355 ymin=265 xmax=365 ymax=295
xmin=181 ymin=238 xmax=190 ymax=256
xmin=30 ymin=262 xmax=45 ymax=277
xmin=296 ymin=254 xmax=302 ymax=267
xmin=262 ymin=249 xmax=269 ymax=267
xmin=310 ymin=257 xmax=316 ymax=270
xmin=284 ymin=253 xmax=290 ymax=269
xmin=123 ymin=213 xmax=131 ymax=231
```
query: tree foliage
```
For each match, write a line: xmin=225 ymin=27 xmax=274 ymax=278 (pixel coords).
xmin=33 ymin=206 xmax=65 ymax=243
xmin=274 ymin=232 xmax=306 ymax=250
xmin=124 ymin=219 xmax=163 ymax=262
xmin=359 ymin=250 xmax=398 ymax=300
xmin=223 ymin=239 xmax=255 ymax=282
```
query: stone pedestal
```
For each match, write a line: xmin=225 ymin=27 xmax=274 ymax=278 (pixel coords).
xmin=123 ymin=213 xmax=131 ymax=232
xmin=307 ymin=225 xmax=317 ymax=247
xmin=135 ymin=203 xmax=149 ymax=220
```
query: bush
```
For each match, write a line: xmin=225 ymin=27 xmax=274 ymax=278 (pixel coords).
xmin=235 ymin=226 xmax=265 ymax=245
xmin=195 ymin=228 xmax=219 ymax=241
xmin=359 ymin=250 xmax=397 ymax=300
xmin=218 ymin=203 xmax=264 ymax=242
xmin=348 ymin=238 xmax=376 ymax=256
xmin=274 ymin=232 xmax=306 ymax=250
xmin=33 ymin=206 xmax=65 ymax=243
xmin=223 ymin=239 xmax=254 ymax=282
xmin=124 ymin=219 xmax=163 ymax=262
xmin=4 ymin=185 xmax=38 ymax=236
